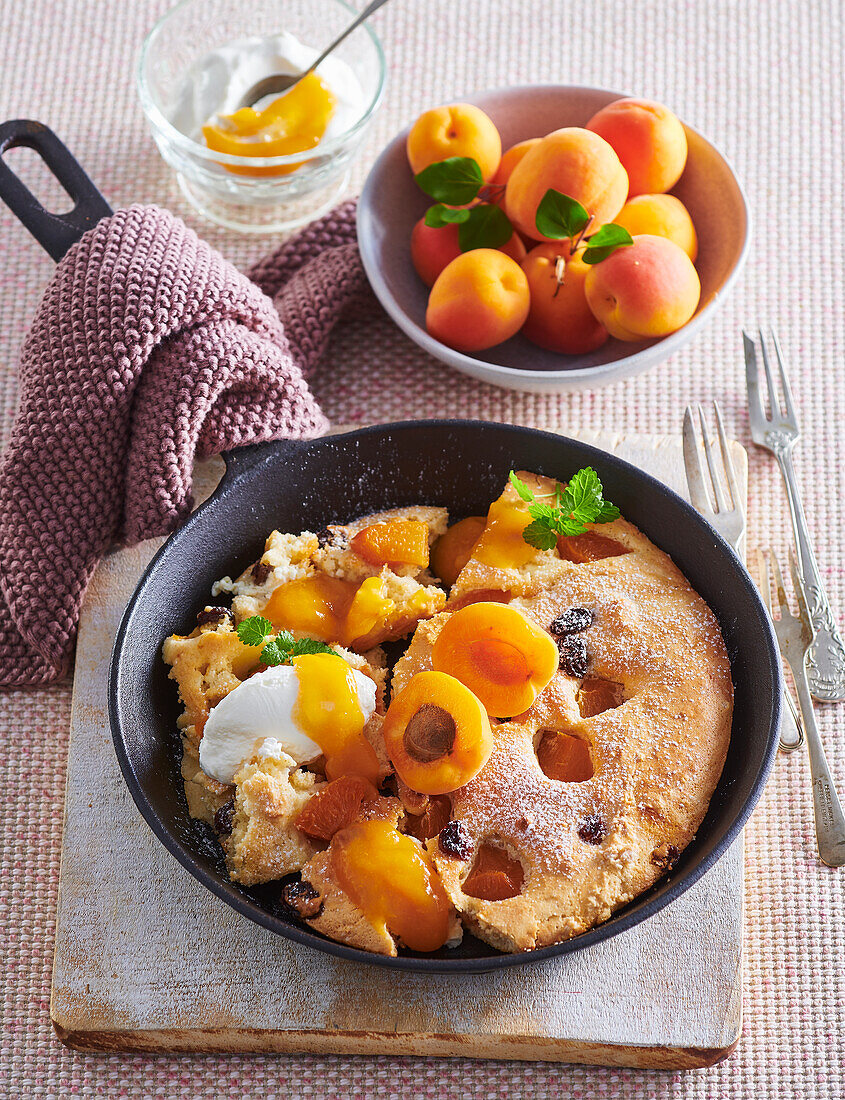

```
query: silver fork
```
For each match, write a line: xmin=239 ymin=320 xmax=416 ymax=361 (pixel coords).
xmin=758 ymin=549 xmax=845 ymax=867
xmin=744 ymin=330 xmax=845 ymax=701
xmin=683 ymin=402 xmax=804 ymax=752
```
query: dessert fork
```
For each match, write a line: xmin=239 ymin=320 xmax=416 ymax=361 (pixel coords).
xmin=744 ymin=330 xmax=845 ymax=701
xmin=757 ymin=549 xmax=845 ymax=866
xmin=683 ymin=402 xmax=804 ymax=752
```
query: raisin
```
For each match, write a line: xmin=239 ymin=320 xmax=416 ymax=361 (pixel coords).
xmin=438 ymin=820 xmax=471 ymax=860
xmin=251 ymin=560 xmax=272 ymax=584
xmin=282 ymin=880 xmax=324 ymax=919
xmin=651 ymin=844 xmax=680 ymax=870
xmin=196 ymin=606 xmax=234 ymax=629
xmin=550 ymin=607 xmax=593 ymax=636
xmin=558 ymin=635 xmax=588 ymax=677
xmin=213 ymin=798 xmax=235 ymax=836
xmin=577 ymin=814 xmax=608 ymax=845
xmin=316 ymin=527 xmax=348 ymax=550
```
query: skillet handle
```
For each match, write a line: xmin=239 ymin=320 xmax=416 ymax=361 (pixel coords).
xmin=0 ymin=119 xmax=112 ymax=261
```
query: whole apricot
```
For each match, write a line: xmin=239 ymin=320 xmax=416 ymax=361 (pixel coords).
xmin=426 ymin=249 xmax=530 ymax=353
xmin=412 ymin=218 xmax=527 ymax=288
xmin=584 ymin=234 xmax=701 ymax=341
xmin=504 ymin=128 xmax=628 ymax=241
xmin=521 ymin=241 xmax=609 ymax=354
xmin=407 ymin=103 xmax=502 ymax=181
xmin=490 ymin=138 xmax=541 ymax=190
xmin=587 ymin=98 xmax=688 ymax=197
xmin=613 ymin=193 xmax=698 ymax=261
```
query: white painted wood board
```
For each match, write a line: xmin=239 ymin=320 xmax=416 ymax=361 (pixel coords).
xmin=50 ymin=430 xmax=747 ymax=1068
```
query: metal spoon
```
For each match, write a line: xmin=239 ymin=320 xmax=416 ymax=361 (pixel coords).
xmin=237 ymin=0 xmax=391 ymax=110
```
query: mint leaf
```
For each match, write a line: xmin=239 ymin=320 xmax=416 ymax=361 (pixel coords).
xmin=260 ymin=637 xmax=291 ymax=666
xmin=560 ymin=467 xmax=604 ymax=523
xmin=527 ymin=501 xmax=557 ymax=523
xmin=535 ymin=189 xmax=590 ymax=240
xmin=595 ymin=499 xmax=621 ymax=523
xmin=289 ymin=638 xmax=340 ymax=659
xmin=458 ymin=203 xmax=513 ymax=252
xmin=508 ymin=471 xmax=535 ymax=502
xmin=582 ymin=223 xmax=633 ymax=265
xmin=521 ymin=520 xmax=559 ymax=551
xmin=236 ymin=615 xmax=273 ymax=647
xmin=414 ymin=157 xmax=484 ymax=205
xmin=424 ymin=203 xmax=471 ymax=228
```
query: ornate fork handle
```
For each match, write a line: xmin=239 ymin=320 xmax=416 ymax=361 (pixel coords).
xmin=768 ymin=430 xmax=845 ymax=701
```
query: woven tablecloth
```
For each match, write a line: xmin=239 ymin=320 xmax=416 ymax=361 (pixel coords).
xmin=1 ymin=1 xmax=843 ymax=1096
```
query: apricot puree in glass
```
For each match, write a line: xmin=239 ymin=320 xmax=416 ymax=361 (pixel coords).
xmin=202 ymin=71 xmax=336 ymax=177
xmin=332 ymin=818 xmax=452 ymax=951
xmin=292 ymin=653 xmax=380 ymax=783
xmin=264 ymin=574 xmax=394 ymax=648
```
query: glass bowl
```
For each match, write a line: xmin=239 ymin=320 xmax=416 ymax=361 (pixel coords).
xmin=138 ymin=0 xmax=385 ymax=232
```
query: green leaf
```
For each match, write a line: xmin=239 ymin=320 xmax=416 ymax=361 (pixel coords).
xmin=595 ymin=499 xmax=621 ymax=523
xmin=535 ymin=189 xmax=590 ymax=240
xmin=236 ymin=615 xmax=273 ymax=647
xmin=289 ymin=638 xmax=341 ymax=659
xmin=260 ymin=636 xmax=294 ymax=666
xmin=458 ymin=203 xmax=513 ymax=252
xmin=527 ymin=501 xmax=557 ymax=522
xmin=414 ymin=157 xmax=484 ymax=204
xmin=521 ymin=520 xmax=559 ymax=551
xmin=424 ymin=203 xmax=471 ymax=228
xmin=508 ymin=471 xmax=535 ymax=502
xmin=561 ymin=467 xmax=604 ymax=522
xmin=582 ymin=223 xmax=634 ymax=265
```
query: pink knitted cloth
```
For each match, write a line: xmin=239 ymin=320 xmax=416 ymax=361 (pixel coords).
xmin=0 ymin=200 xmax=372 ymax=688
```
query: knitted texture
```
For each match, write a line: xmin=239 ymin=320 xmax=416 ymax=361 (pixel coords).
xmin=0 ymin=200 xmax=367 ymax=688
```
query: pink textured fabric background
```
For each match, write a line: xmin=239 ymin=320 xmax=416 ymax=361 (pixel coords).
xmin=1 ymin=0 xmax=843 ymax=1096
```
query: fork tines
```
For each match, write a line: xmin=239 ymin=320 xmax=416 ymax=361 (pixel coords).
xmin=743 ymin=328 xmax=800 ymax=439
xmin=682 ymin=401 xmax=743 ymax=549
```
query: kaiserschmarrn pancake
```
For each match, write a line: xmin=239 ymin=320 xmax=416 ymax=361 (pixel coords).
xmin=162 ymin=471 xmax=733 ymax=957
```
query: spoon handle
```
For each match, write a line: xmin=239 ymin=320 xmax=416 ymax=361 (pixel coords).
xmin=305 ymin=0 xmax=391 ymax=76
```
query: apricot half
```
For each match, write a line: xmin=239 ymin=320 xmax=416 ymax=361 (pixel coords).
xmin=431 ymin=602 xmax=559 ymax=718
xmin=382 ymin=670 xmax=493 ymax=795
xmin=431 ymin=515 xmax=487 ymax=586
xmin=350 ymin=519 xmax=429 ymax=569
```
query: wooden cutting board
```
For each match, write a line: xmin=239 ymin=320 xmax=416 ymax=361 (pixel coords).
xmin=50 ymin=429 xmax=747 ymax=1068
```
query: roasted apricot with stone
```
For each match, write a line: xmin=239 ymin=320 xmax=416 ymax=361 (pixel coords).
xmin=431 ymin=516 xmax=487 ymax=586
xmin=382 ymin=670 xmax=493 ymax=795
xmin=350 ymin=519 xmax=429 ymax=569
xmin=431 ymin=602 xmax=559 ymax=718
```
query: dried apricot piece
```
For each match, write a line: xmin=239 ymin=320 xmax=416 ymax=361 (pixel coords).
xmin=536 ymin=731 xmax=594 ymax=782
xmin=294 ymin=776 xmax=381 ymax=840
xmin=350 ymin=520 xmax=429 ymax=569
xmin=431 ymin=516 xmax=487 ymax=586
xmin=382 ymin=670 xmax=493 ymax=795
xmin=431 ymin=602 xmax=558 ymax=717
xmin=463 ymin=842 xmax=524 ymax=901
xmin=557 ymin=531 xmax=629 ymax=563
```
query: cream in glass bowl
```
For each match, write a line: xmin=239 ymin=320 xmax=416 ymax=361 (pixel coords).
xmin=138 ymin=0 xmax=385 ymax=232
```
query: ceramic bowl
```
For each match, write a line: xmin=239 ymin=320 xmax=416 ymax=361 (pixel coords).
xmin=357 ymin=85 xmax=750 ymax=393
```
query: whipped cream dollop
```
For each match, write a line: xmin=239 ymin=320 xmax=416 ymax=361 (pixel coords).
xmin=199 ymin=662 xmax=377 ymax=785
xmin=168 ymin=30 xmax=367 ymax=146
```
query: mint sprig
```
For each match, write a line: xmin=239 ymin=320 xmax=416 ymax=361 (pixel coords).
xmin=236 ymin=615 xmax=338 ymax=666
xmin=508 ymin=469 xmax=620 ymax=549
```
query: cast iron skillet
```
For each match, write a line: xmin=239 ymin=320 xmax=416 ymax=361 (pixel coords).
xmin=0 ymin=123 xmax=781 ymax=972
xmin=109 ymin=421 xmax=781 ymax=972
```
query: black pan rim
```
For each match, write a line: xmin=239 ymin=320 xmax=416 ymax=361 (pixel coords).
xmin=108 ymin=418 xmax=781 ymax=973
